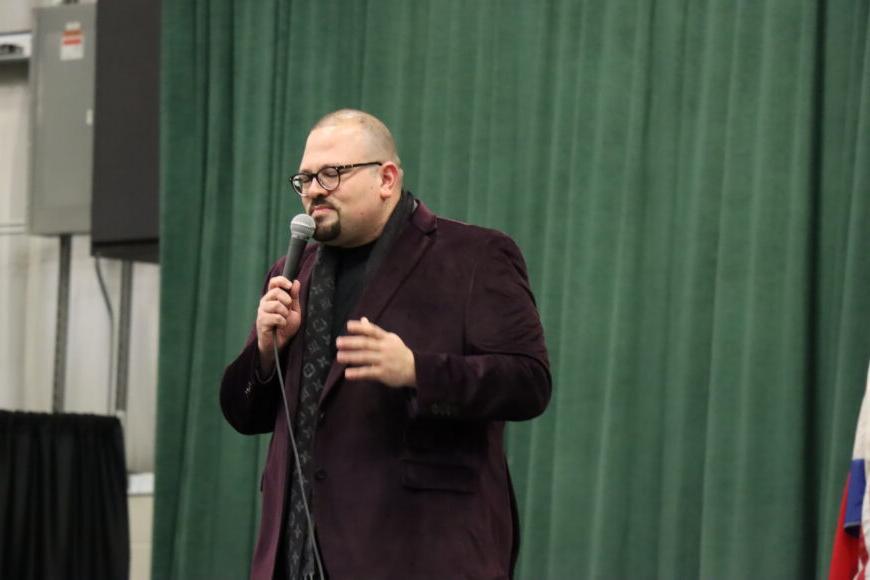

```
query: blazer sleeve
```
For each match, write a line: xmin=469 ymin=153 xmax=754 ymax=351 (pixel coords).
xmin=219 ymin=262 xmax=285 ymax=435
xmin=412 ymin=233 xmax=552 ymax=421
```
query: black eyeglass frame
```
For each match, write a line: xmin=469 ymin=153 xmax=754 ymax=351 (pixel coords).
xmin=290 ymin=161 xmax=383 ymax=196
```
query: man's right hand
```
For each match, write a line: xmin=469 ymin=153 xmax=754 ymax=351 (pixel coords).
xmin=256 ymin=276 xmax=301 ymax=374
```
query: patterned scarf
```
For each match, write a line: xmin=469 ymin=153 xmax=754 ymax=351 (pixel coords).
xmin=284 ymin=191 xmax=415 ymax=579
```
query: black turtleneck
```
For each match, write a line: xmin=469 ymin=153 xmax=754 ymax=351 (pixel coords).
xmin=330 ymin=240 xmax=376 ymax=348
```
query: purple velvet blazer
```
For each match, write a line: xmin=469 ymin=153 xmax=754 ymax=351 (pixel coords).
xmin=220 ymin=201 xmax=551 ymax=580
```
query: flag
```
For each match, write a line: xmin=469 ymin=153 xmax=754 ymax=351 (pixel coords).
xmin=830 ymin=365 xmax=870 ymax=580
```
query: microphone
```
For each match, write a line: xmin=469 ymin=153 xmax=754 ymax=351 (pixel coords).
xmin=281 ymin=213 xmax=316 ymax=280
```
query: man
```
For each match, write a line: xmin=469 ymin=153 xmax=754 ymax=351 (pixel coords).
xmin=220 ymin=109 xmax=551 ymax=580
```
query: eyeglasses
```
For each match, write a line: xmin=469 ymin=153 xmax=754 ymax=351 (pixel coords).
xmin=290 ymin=162 xmax=383 ymax=196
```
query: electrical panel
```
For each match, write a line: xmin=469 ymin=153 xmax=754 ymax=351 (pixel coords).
xmin=28 ymin=4 xmax=96 ymax=235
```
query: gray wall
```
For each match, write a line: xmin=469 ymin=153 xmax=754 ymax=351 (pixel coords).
xmin=0 ymin=0 xmax=158 ymax=473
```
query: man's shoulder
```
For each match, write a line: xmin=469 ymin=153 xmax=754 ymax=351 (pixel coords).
xmin=432 ymin=215 xmax=515 ymax=248
xmin=424 ymin=214 xmax=529 ymax=282
xmin=413 ymin=198 xmax=515 ymax=249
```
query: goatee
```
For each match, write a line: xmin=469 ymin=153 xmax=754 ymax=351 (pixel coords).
xmin=313 ymin=219 xmax=340 ymax=242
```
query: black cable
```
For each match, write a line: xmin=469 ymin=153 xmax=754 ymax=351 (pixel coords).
xmin=272 ymin=331 xmax=326 ymax=580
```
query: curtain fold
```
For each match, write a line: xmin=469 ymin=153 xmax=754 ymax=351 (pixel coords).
xmin=156 ymin=0 xmax=870 ymax=577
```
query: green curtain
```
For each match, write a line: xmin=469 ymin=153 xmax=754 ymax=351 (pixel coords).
xmin=154 ymin=0 xmax=870 ymax=578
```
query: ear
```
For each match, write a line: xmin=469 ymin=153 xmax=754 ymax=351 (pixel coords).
xmin=378 ymin=162 xmax=400 ymax=200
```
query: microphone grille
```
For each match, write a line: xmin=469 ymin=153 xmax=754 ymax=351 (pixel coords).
xmin=290 ymin=213 xmax=316 ymax=239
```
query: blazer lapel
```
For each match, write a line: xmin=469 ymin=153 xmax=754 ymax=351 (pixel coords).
xmin=319 ymin=202 xmax=437 ymax=404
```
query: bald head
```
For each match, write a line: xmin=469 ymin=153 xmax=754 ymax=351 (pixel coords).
xmin=298 ymin=109 xmax=405 ymax=247
xmin=311 ymin=109 xmax=402 ymax=167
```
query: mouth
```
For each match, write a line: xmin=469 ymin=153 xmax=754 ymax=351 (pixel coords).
xmin=308 ymin=200 xmax=336 ymax=213
xmin=310 ymin=205 xmax=335 ymax=216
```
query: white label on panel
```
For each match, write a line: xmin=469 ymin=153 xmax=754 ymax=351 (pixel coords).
xmin=60 ymin=21 xmax=84 ymax=61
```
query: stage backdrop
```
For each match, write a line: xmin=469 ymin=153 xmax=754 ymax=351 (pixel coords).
xmin=154 ymin=0 xmax=870 ymax=578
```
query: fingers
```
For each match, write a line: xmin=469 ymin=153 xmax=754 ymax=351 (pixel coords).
xmin=258 ymin=278 xmax=296 ymax=334
xmin=267 ymin=276 xmax=292 ymax=292
xmin=262 ymin=287 xmax=292 ymax=309
xmin=261 ymin=277 xmax=299 ymax=313
xmin=289 ymin=280 xmax=301 ymax=312
xmin=337 ymin=319 xmax=415 ymax=387
xmin=267 ymin=276 xmax=300 ymax=296
xmin=344 ymin=365 xmax=380 ymax=381
xmin=257 ymin=277 xmax=302 ymax=354
xmin=261 ymin=299 xmax=290 ymax=317
xmin=261 ymin=313 xmax=289 ymax=328
xmin=257 ymin=312 xmax=286 ymax=353
xmin=263 ymin=288 xmax=294 ymax=306
xmin=345 ymin=317 xmax=387 ymax=338
xmin=335 ymin=335 xmax=377 ymax=351
xmin=338 ymin=319 xmax=384 ymax=380
xmin=336 ymin=349 xmax=379 ymax=365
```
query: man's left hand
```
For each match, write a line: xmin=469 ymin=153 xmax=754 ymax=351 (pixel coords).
xmin=336 ymin=317 xmax=417 ymax=388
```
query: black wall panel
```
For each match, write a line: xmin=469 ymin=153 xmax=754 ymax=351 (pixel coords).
xmin=91 ymin=0 xmax=160 ymax=262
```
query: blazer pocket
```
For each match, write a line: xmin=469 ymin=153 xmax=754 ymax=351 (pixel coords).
xmin=400 ymin=458 xmax=478 ymax=494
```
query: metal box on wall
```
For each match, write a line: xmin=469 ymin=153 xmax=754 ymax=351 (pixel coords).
xmin=28 ymin=4 xmax=96 ymax=235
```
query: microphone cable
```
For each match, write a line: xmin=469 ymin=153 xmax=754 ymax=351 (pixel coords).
xmin=272 ymin=329 xmax=326 ymax=580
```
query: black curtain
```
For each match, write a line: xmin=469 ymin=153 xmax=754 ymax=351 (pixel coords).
xmin=0 ymin=411 xmax=129 ymax=580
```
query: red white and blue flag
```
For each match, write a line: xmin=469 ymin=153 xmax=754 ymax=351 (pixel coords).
xmin=830 ymin=366 xmax=870 ymax=580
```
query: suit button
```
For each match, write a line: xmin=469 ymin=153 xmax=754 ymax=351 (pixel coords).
xmin=314 ymin=468 xmax=327 ymax=481
xmin=318 ymin=411 xmax=326 ymax=426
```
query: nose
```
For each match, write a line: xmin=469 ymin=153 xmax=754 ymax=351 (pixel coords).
xmin=305 ymin=176 xmax=330 ymax=198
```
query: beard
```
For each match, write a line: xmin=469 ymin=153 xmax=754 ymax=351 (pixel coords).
xmin=311 ymin=208 xmax=341 ymax=242
xmin=314 ymin=219 xmax=340 ymax=242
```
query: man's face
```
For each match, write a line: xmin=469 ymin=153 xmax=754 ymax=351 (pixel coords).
xmin=298 ymin=124 xmax=387 ymax=247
